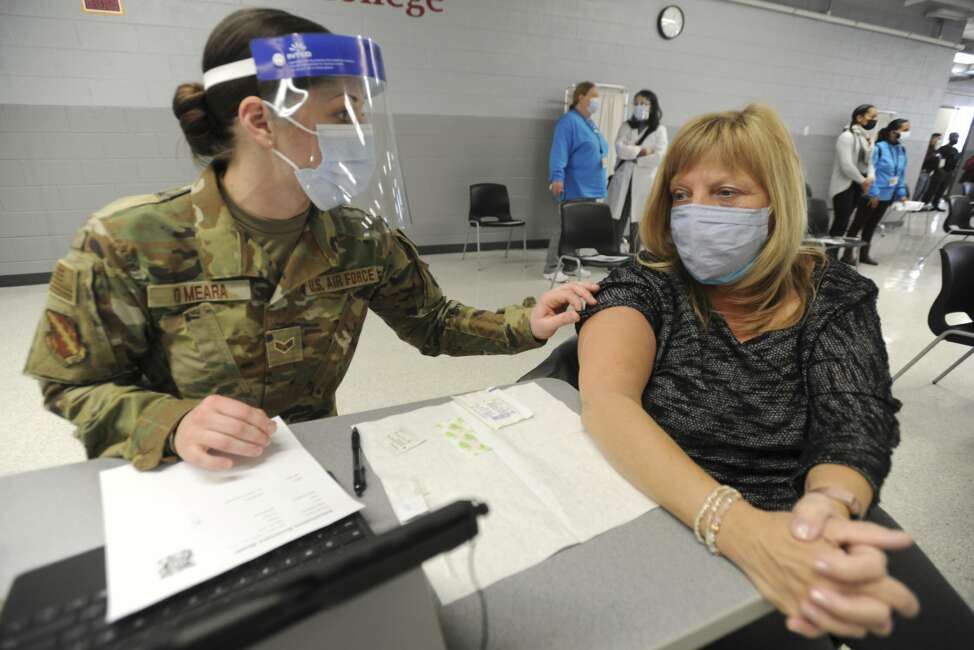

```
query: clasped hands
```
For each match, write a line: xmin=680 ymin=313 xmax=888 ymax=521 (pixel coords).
xmin=721 ymin=492 xmax=920 ymax=640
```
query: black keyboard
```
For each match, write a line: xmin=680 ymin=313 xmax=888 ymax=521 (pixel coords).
xmin=0 ymin=513 xmax=371 ymax=650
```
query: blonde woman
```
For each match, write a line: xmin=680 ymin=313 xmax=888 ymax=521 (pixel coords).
xmin=576 ymin=105 xmax=973 ymax=648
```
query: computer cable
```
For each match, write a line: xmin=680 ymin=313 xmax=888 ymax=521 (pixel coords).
xmin=467 ymin=538 xmax=489 ymax=650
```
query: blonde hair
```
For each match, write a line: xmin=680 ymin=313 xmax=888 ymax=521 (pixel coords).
xmin=639 ymin=103 xmax=823 ymax=336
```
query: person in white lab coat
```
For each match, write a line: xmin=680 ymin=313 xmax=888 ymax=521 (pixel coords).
xmin=607 ymin=90 xmax=668 ymax=251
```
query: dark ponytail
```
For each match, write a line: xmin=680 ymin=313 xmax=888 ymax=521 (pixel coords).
xmin=172 ymin=8 xmax=329 ymax=162
xmin=172 ymin=82 xmax=220 ymax=158
xmin=850 ymin=104 xmax=874 ymax=129
xmin=877 ymin=118 xmax=908 ymax=144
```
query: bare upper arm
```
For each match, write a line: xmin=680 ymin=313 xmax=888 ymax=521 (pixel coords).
xmin=577 ymin=306 xmax=657 ymax=404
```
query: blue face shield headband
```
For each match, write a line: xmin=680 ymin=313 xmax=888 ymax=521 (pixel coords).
xmin=202 ymin=33 xmax=410 ymax=229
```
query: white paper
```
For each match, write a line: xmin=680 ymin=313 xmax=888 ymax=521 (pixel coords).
xmin=99 ymin=418 xmax=363 ymax=622
xmin=452 ymin=389 xmax=533 ymax=429
xmin=356 ymin=383 xmax=657 ymax=605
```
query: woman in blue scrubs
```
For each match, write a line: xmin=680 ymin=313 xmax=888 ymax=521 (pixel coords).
xmin=543 ymin=81 xmax=610 ymax=282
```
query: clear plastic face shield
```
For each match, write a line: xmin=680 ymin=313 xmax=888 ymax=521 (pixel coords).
xmin=203 ymin=33 xmax=410 ymax=230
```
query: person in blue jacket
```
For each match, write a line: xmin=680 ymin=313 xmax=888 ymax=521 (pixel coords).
xmin=843 ymin=118 xmax=910 ymax=265
xmin=543 ymin=81 xmax=610 ymax=281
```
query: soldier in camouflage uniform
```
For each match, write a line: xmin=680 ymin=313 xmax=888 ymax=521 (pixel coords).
xmin=24 ymin=163 xmax=599 ymax=470
xmin=24 ymin=9 xmax=599 ymax=471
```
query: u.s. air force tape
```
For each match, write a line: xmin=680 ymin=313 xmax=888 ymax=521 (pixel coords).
xmin=304 ymin=266 xmax=380 ymax=295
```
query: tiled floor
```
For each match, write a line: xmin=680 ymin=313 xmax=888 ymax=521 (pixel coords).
xmin=1 ymin=213 xmax=971 ymax=609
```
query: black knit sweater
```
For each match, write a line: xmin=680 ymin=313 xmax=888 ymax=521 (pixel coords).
xmin=578 ymin=257 xmax=901 ymax=511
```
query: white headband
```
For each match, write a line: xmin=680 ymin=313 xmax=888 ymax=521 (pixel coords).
xmin=202 ymin=58 xmax=257 ymax=91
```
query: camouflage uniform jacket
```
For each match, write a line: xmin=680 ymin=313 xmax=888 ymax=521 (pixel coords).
xmin=24 ymin=167 xmax=543 ymax=469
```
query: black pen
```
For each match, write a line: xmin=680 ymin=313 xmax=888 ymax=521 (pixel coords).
xmin=351 ymin=427 xmax=367 ymax=497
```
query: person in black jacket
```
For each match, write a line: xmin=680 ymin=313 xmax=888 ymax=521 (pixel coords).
xmin=913 ymin=133 xmax=941 ymax=201
xmin=921 ymin=132 xmax=960 ymax=211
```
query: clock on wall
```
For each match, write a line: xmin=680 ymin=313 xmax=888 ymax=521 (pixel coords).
xmin=658 ymin=5 xmax=685 ymax=40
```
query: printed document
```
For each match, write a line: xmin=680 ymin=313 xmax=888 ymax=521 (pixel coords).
xmin=99 ymin=418 xmax=362 ymax=622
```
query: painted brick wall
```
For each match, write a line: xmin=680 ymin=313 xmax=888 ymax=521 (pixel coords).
xmin=0 ymin=0 xmax=960 ymax=275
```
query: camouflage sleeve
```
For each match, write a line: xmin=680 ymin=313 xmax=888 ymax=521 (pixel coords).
xmin=23 ymin=227 xmax=199 ymax=470
xmin=368 ymin=230 xmax=545 ymax=356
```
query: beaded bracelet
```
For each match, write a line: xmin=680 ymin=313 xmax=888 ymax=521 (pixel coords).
xmin=705 ymin=488 xmax=742 ymax=555
xmin=693 ymin=485 xmax=734 ymax=543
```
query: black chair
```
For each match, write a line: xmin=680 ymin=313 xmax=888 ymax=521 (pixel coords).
xmin=463 ymin=183 xmax=527 ymax=268
xmin=803 ymin=190 xmax=865 ymax=262
xmin=518 ymin=336 xmax=579 ymax=388
xmin=917 ymin=194 xmax=974 ymax=264
xmin=892 ymin=241 xmax=974 ymax=384
xmin=550 ymin=201 xmax=630 ymax=288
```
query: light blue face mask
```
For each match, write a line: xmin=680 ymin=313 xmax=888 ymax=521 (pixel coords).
xmin=587 ymin=97 xmax=602 ymax=114
xmin=633 ymin=105 xmax=650 ymax=121
xmin=669 ymin=204 xmax=770 ymax=285
xmin=266 ymin=103 xmax=376 ymax=212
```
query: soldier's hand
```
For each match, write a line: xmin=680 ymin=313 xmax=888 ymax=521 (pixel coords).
xmin=530 ymin=281 xmax=600 ymax=340
xmin=173 ymin=395 xmax=277 ymax=470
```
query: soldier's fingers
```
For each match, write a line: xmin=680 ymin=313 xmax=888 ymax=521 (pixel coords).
xmin=205 ymin=412 xmax=271 ymax=447
xmin=549 ymin=311 xmax=581 ymax=328
xmin=207 ymin=396 xmax=274 ymax=434
xmin=201 ymin=394 xmax=241 ymax=414
xmin=546 ymin=287 xmax=584 ymax=312
xmin=565 ymin=289 xmax=586 ymax=312
xmin=183 ymin=444 xmax=234 ymax=471
xmin=201 ymin=430 xmax=264 ymax=458
xmin=565 ymin=283 xmax=598 ymax=305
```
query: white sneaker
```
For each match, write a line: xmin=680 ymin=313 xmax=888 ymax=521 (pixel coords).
xmin=542 ymin=271 xmax=570 ymax=283
xmin=570 ymin=267 xmax=592 ymax=279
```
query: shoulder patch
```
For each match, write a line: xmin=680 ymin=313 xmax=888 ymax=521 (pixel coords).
xmin=49 ymin=261 xmax=79 ymax=305
xmin=44 ymin=310 xmax=87 ymax=365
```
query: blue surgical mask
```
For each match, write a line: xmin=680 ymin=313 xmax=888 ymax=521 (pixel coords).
xmin=267 ymin=104 xmax=376 ymax=212
xmin=669 ymin=204 xmax=770 ymax=285
xmin=587 ymin=97 xmax=602 ymax=114
xmin=633 ymin=105 xmax=650 ymax=121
